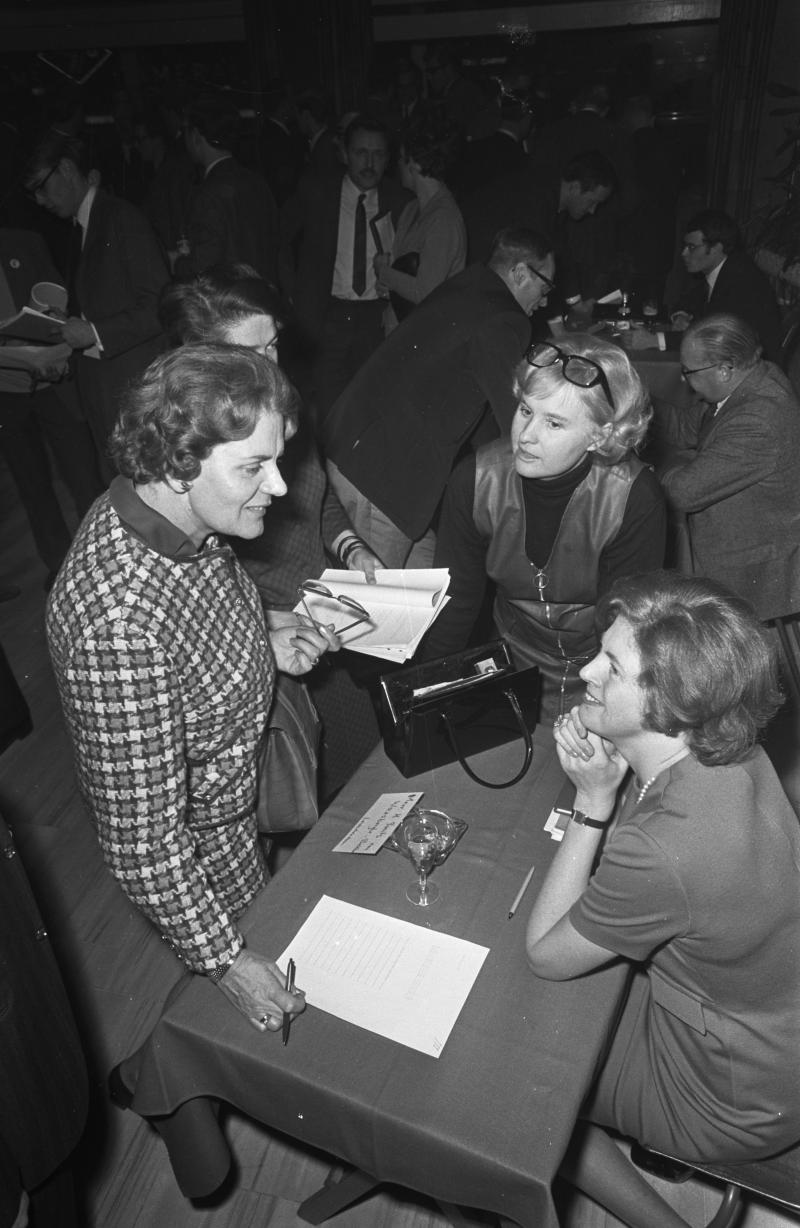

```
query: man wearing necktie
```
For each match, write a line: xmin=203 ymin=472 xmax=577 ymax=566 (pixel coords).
xmin=25 ymin=129 xmax=168 ymax=483
xmin=654 ymin=313 xmax=800 ymax=645
xmin=278 ymin=116 xmax=412 ymax=424
xmin=670 ymin=210 xmax=783 ymax=363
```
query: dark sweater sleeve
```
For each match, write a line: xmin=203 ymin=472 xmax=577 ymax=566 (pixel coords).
xmin=597 ymin=466 xmax=667 ymax=595
xmin=419 ymin=454 xmax=488 ymax=660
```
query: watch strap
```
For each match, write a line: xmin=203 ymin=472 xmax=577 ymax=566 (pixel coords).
xmin=569 ymin=807 xmax=608 ymax=830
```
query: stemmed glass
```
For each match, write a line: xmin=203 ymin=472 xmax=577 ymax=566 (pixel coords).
xmin=402 ymin=810 xmax=442 ymax=906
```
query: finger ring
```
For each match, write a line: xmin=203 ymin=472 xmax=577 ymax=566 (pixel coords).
xmin=259 ymin=1014 xmax=272 ymax=1026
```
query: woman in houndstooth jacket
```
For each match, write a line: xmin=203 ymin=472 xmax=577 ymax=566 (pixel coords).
xmin=47 ymin=344 xmax=337 ymax=1033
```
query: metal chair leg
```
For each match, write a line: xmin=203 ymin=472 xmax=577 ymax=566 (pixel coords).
xmin=705 ymin=1182 xmax=743 ymax=1228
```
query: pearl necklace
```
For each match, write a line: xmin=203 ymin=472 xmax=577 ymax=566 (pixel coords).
xmin=635 ymin=748 xmax=690 ymax=803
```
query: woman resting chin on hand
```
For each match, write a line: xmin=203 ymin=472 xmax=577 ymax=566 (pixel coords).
xmin=525 ymin=571 xmax=800 ymax=1228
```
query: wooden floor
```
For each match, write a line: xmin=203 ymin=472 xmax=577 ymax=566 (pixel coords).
xmin=1 ymin=458 xmax=798 ymax=1228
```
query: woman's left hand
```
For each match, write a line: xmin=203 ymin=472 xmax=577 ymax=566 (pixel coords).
xmin=373 ymin=252 xmax=391 ymax=285
xmin=269 ymin=618 xmax=339 ymax=676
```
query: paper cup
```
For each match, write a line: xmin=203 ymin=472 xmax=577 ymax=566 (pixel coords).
xmin=31 ymin=281 xmax=67 ymax=314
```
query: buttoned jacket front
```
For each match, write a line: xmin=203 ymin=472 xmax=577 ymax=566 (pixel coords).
xmin=658 ymin=361 xmax=800 ymax=620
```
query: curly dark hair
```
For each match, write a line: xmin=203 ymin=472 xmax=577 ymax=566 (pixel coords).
xmin=400 ymin=110 xmax=462 ymax=182
xmin=110 ymin=343 xmax=298 ymax=485
xmin=597 ymin=571 xmax=783 ymax=766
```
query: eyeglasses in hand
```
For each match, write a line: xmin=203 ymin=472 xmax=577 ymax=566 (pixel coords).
xmin=525 ymin=341 xmax=616 ymax=411
xmin=297 ymin=580 xmax=372 ymax=634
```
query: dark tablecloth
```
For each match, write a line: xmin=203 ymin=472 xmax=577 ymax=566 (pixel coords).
xmin=119 ymin=731 xmax=628 ymax=1228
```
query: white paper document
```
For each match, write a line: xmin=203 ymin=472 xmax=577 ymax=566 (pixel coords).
xmin=294 ymin=568 xmax=450 ymax=662
xmin=278 ymin=896 xmax=489 ymax=1057
xmin=370 ymin=213 xmax=396 ymax=256
xmin=332 ymin=791 xmax=423 ymax=854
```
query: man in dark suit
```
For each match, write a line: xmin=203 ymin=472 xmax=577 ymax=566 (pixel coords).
xmin=26 ymin=129 xmax=168 ymax=482
xmin=295 ymin=90 xmax=341 ymax=178
xmin=0 ymin=227 xmax=103 ymax=586
xmin=279 ymin=115 xmax=411 ymax=420
xmin=527 ymin=84 xmax=637 ymax=305
xmin=655 ymin=312 xmax=800 ymax=625
xmin=258 ymin=85 xmax=305 ymax=206
xmin=457 ymin=149 xmax=616 ymax=295
xmin=324 ymin=228 xmax=555 ymax=568
xmin=176 ymin=92 xmax=280 ymax=284
xmin=672 ymin=210 xmax=783 ymax=363
xmin=450 ymin=89 xmax=533 ymax=201
xmin=425 ymin=43 xmax=489 ymax=139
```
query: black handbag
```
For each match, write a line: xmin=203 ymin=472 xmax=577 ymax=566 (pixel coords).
xmin=256 ymin=674 xmax=321 ymax=833
xmin=378 ymin=641 xmax=540 ymax=789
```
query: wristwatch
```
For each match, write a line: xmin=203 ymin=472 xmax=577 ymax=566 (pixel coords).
xmin=568 ymin=807 xmax=608 ymax=830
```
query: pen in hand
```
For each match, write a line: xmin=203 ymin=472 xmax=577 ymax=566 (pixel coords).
xmin=282 ymin=958 xmax=296 ymax=1046
xmin=508 ymin=865 xmax=535 ymax=920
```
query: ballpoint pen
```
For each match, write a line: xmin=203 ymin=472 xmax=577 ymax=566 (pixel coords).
xmin=282 ymin=958 xmax=296 ymax=1046
xmin=507 ymin=865 xmax=535 ymax=920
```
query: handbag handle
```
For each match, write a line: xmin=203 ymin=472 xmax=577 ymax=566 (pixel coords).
xmin=440 ymin=687 xmax=533 ymax=789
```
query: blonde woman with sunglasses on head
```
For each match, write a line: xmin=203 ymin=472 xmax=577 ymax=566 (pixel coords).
xmin=422 ymin=335 xmax=667 ymax=719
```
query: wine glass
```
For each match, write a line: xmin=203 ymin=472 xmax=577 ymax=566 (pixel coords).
xmin=402 ymin=810 xmax=441 ymax=906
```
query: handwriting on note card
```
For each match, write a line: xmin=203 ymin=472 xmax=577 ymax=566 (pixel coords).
xmin=333 ymin=792 xmax=423 ymax=854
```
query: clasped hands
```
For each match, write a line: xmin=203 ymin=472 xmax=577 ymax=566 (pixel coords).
xmin=553 ymin=706 xmax=629 ymax=808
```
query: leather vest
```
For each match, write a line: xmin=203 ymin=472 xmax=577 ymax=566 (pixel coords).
xmin=473 ymin=439 xmax=643 ymax=710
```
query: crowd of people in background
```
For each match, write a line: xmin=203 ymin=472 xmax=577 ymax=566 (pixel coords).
xmin=2 ymin=36 xmax=796 ymax=746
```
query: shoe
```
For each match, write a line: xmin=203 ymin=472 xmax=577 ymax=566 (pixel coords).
xmin=0 ymin=584 xmax=21 ymax=603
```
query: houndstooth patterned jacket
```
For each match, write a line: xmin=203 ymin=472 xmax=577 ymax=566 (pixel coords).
xmin=47 ymin=481 xmax=274 ymax=973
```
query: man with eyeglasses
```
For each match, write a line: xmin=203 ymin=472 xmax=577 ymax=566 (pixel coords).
xmin=24 ymin=129 xmax=168 ymax=482
xmin=655 ymin=312 xmax=800 ymax=633
xmin=669 ymin=210 xmax=782 ymax=362
xmin=324 ymin=228 xmax=555 ymax=569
